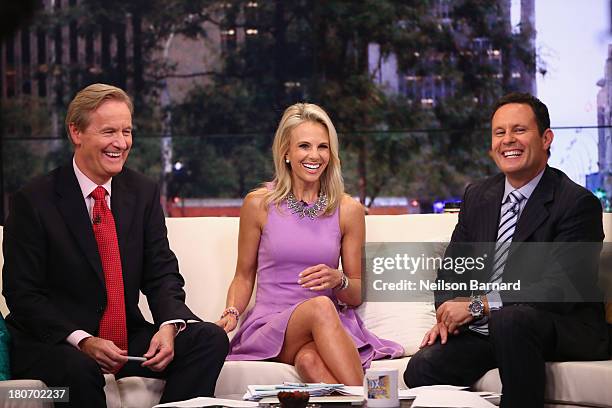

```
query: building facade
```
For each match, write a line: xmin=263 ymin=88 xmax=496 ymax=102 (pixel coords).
xmin=587 ymin=44 xmax=612 ymax=209
xmin=370 ymin=0 xmax=537 ymax=106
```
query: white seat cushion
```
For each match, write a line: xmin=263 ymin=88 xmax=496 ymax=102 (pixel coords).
xmin=0 ymin=380 xmax=51 ymax=408
xmin=116 ymin=376 xmax=164 ymax=408
xmin=370 ymin=357 xmax=411 ymax=388
xmin=215 ymin=360 xmax=300 ymax=398
xmin=103 ymin=374 xmax=122 ymax=408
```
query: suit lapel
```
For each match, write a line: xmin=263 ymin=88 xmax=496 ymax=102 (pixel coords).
xmin=111 ymin=173 xmax=136 ymax=262
xmin=513 ymin=167 xmax=554 ymax=243
xmin=477 ymin=175 xmax=505 ymax=242
xmin=472 ymin=175 xmax=504 ymax=277
xmin=55 ymin=165 xmax=104 ymax=284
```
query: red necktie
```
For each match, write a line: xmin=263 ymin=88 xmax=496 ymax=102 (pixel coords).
xmin=91 ymin=186 xmax=128 ymax=350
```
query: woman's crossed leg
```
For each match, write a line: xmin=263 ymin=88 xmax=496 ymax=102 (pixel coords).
xmin=276 ymin=296 xmax=363 ymax=385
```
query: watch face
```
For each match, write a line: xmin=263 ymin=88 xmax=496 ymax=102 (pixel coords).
xmin=469 ymin=301 xmax=483 ymax=315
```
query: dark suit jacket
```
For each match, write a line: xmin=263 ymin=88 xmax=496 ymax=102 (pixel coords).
xmin=436 ymin=166 xmax=609 ymax=360
xmin=2 ymin=164 xmax=200 ymax=372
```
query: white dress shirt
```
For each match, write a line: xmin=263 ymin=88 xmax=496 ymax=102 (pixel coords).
xmin=487 ymin=168 xmax=545 ymax=310
xmin=66 ymin=158 xmax=185 ymax=350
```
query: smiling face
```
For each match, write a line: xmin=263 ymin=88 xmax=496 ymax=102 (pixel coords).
xmin=286 ymin=121 xmax=330 ymax=188
xmin=69 ymin=99 xmax=133 ymax=185
xmin=491 ymin=103 xmax=553 ymax=188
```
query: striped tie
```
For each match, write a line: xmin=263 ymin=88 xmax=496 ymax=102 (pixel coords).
xmin=470 ymin=190 xmax=525 ymax=335
xmin=490 ymin=190 xmax=525 ymax=284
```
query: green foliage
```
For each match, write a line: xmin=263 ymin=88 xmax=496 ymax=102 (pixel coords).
xmin=170 ymin=134 xmax=272 ymax=197
xmin=2 ymin=97 xmax=54 ymax=137
xmin=170 ymin=0 xmax=530 ymax=205
xmin=3 ymin=0 xmax=536 ymax=207
xmin=127 ymin=136 xmax=163 ymax=180
xmin=2 ymin=140 xmax=42 ymax=194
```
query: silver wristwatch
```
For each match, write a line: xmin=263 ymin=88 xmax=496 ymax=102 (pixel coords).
xmin=468 ymin=295 xmax=485 ymax=319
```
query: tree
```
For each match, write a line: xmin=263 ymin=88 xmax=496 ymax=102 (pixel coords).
xmin=171 ymin=0 xmax=534 ymax=205
xmin=4 ymin=0 xmax=538 ymax=207
xmin=2 ymin=0 xmax=224 ymax=190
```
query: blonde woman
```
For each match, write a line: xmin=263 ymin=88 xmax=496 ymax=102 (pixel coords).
xmin=216 ymin=103 xmax=403 ymax=385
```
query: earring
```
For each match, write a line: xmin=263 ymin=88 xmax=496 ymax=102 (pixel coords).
xmin=285 ymin=157 xmax=290 ymax=164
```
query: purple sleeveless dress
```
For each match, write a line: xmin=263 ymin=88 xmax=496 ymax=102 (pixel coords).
xmin=226 ymin=200 xmax=404 ymax=368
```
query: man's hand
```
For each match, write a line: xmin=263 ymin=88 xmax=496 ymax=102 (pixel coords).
xmin=420 ymin=298 xmax=473 ymax=348
xmin=79 ymin=337 xmax=128 ymax=374
xmin=436 ymin=298 xmax=473 ymax=333
xmin=142 ymin=324 xmax=176 ymax=372
xmin=420 ymin=321 xmax=458 ymax=348
xmin=298 ymin=264 xmax=342 ymax=291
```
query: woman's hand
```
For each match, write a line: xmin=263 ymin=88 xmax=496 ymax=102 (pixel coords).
xmin=298 ymin=264 xmax=343 ymax=291
xmin=215 ymin=315 xmax=238 ymax=333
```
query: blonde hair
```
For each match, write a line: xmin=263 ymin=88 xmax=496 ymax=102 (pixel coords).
xmin=263 ymin=103 xmax=344 ymax=215
xmin=65 ymin=83 xmax=133 ymax=139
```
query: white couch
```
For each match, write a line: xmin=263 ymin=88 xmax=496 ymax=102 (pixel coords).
xmin=0 ymin=213 xmax=611 ymax=408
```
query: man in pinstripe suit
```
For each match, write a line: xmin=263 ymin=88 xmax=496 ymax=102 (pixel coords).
xmin=404 ymin=93 xmax=609 ymax=408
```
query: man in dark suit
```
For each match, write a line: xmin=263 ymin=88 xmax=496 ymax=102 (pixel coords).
xmin=404 ymin=93 xmax=609 ymax=407
xmin=2 ymin=83 xmax=229 ymax=407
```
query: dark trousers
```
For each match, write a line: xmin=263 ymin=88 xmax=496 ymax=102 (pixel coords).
xmin=405 ymin=305 xmax=557 ymax=408
xmin=12 ymin=322 xmax=229 ymax=408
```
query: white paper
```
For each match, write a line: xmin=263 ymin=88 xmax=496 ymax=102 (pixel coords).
xmin=338 ymin=385 xmax=364 ymax=396
xmin=399 ymin=385 xmax=468 ymax=400
xmin=258 ymin=395 xmax=364 ymax=404
xmin=244 ymin=383 xmax=345 ymax=401
xmin=154 ymin=397 xmax=259 ymax=408
xmin=411 ymin=390 xmax=496 ymax=408
xmin=338 ymin=385 xmax=472 ymax=400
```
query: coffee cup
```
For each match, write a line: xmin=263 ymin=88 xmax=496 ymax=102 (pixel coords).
xmin=363 ymin=368 xmax=399 ymax=407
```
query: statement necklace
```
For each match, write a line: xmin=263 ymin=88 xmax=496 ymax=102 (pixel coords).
xmin=286 ymin=192 xmax=328 ymax=219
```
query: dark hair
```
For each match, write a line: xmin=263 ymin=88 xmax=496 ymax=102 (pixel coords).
xmin=490 ymin=92 xmax=550 ymax=136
